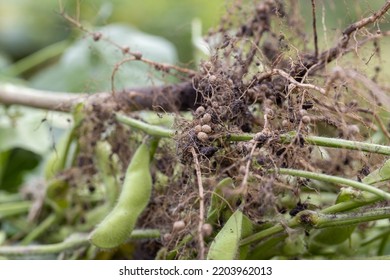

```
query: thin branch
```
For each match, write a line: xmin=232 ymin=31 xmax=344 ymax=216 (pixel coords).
xmin=254 ymin=68 xmax=326 ymax=94
xmin=190 ymin=147 xmax=205 ymax=260
xmin=292 ymin=0 xmax=390 ymax=77
xmin=59 ymin=8 xmax=197 ymax=77
xmin=272 ymin=69 xmax=325 ymax=94
xmin=358 ymin=108 xmax=390 ymax=142
xmin=311 ymin=0 xmax=318 ymax=58
xmin=344 ymin=69 xmax=390 ymax=111
xmin=239 ymin=141 xmax=257 ymax=193
xmin=111 ymin=57 xmax=137 ymax=96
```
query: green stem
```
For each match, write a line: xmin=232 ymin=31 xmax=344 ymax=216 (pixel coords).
xmin=95 ymin=141 xmax=121 ymax=207
xmin=115 ymin=113 xmax=174 ymax=138
xmin=241 ymin=189 xmax=387 ymax=247
xmin=128 ymin=229 xmax=161 ymax=240
xmin=231 ymin=132 xmax=390 ymax=156
xmin=297 ymin=207 xmax=390 ymax=228
xmin=241 ymin=205 xmax=390 ymax=247
xmin=378 ymin=234 xmax=390 ymax=256
xmin=302 ymin=135 xmax=390 ymax=156
xmin=116 ymin=114 xmax=390 ymax=156
xmin=361 ymin=229 xmax=390 ymax=247
xmin=0 ymin=193 xmax=23 ymax=204
xmin=4 ymin=40 xmax=70 ymax=77
xmin=0 ymin=201 xmax=32 ymax=218
xmin=0 ymin=233 xmax=89 ymax=257
xmin=240 ymin=221 xmax=299 ymax=247
xmin=278 ymin=168 xmax=390 ymax=200
xmin=148 ymin=137 xmax=161 ymax=161
xmin=227 ymin=133 xmax=253 ymax=141
xmin=320 ymin=192 xmax=381 ymax=214
xmin=21 ymin=213 xmax=60 ymax=245
xmin=0 ymin=229 xmax=160 ymax=257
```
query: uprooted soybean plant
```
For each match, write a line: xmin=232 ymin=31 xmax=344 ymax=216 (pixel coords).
xmin=1 ymin=0 xmax=390 ymax=260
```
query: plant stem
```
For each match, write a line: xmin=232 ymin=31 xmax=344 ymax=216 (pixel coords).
xmin=240 ymin=186 xmax=388 ymax=247
xmin=0 ymin=201 xmax=32 ymax=218
xmin=0 ymin=229 xmax=160 ymax=257
xmin=129 ymin=229 xmax=161 ymax=239
xmin=241 ymin=206 xmax=390 ymax=247
xmin=302 ymin=135 xmax=390 ymax=156
xmin=361 ymin=229 xmax=390 ymax=247
xmin=0 ymin=233 xmax=89 ymax=257
xmin=320 ymin=192 xmax=381 ymax=214
xmin=278 ymin=168 xmax=390 ymax=200
xmin=231 ymin=132 xmax=390 ymax=156
xmin=297 ymin=207 xmax=390 ymax=228
xmin=20 ymin=213 xmax=60 ymax=245
xmin=190 ymin=147 xmax=206 ymax=260
xmin=0 ymin=193 xmax=23 ymax=204
xmin=115 ymin=114 xmax=390 ymax=156
xmin=115 ymin=113 xmax=174 ymax=138
xmin=240 ymin=219 xmax=300 ymax=247
xmin=4 ymin=40 xmax=70 ymax=77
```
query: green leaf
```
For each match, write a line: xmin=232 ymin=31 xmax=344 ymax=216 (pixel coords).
xmin=207 ymin=209 xmax=243 ymax=260
xmin=0 ymin=148 xmax=41 ymax=192
xmin=31 ymin=24 xmax=178 ymax=92
xmin=238 ymin=214 xmax=253 ymax=260
xmin=0 ymin=108 xmax=51 ymax=155
xmin=363 ymin=159 xmax=390 ymax=185
xmin=206 ymin=177 xmax=235 ymax=225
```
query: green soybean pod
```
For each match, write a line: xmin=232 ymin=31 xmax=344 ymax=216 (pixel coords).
xmin=89 ymin=142 xmax=152 ymax=249
xmin=207 ymin=209 xmax=243 ymax=260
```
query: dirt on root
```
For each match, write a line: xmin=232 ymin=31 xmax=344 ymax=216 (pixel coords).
xmin=59 ymin=0 xmax=390 ymax=259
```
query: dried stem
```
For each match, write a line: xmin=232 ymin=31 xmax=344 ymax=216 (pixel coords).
xmin=59 ymin=6 xmax=197 ymax=78
xmin=190 ymin=147 xmax=205 ymax=260
xmin=292 ymin=0 xmax=390 ymax=77
xmin=311 ymin=0 xmax=318 ymax=58
xmin=255 ymin=69 xmax=325 ymax=94
xmin=0 ymin=82 xmax=197 ymax=112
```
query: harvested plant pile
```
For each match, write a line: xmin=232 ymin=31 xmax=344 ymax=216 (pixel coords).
xmin=1 ymin=0 xmax=390 ymax=260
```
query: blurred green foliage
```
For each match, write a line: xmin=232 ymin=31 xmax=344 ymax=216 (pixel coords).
xmin=0 ymin=1 xmax=390 ymax=259
xmin=0 ymin=0 xmax=224 ymax=194
xmin=0 ymin=0 xmax=225 ymax=63
xmin=0 ymin=0 xmax=389 ymax=195
xmin=0 ymin=0 xmax=387 ymax=202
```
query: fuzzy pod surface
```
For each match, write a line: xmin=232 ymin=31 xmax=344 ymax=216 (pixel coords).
xmin=89 ymin=143 xmax=152 ymax=249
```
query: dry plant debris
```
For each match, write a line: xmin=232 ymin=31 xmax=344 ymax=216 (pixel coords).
xmin=1 ymin=0 xmax=390 ymax=260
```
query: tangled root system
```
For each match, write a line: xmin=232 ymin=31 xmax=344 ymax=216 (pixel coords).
xmin=60 ymin=0 xmax=390 ymax=259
